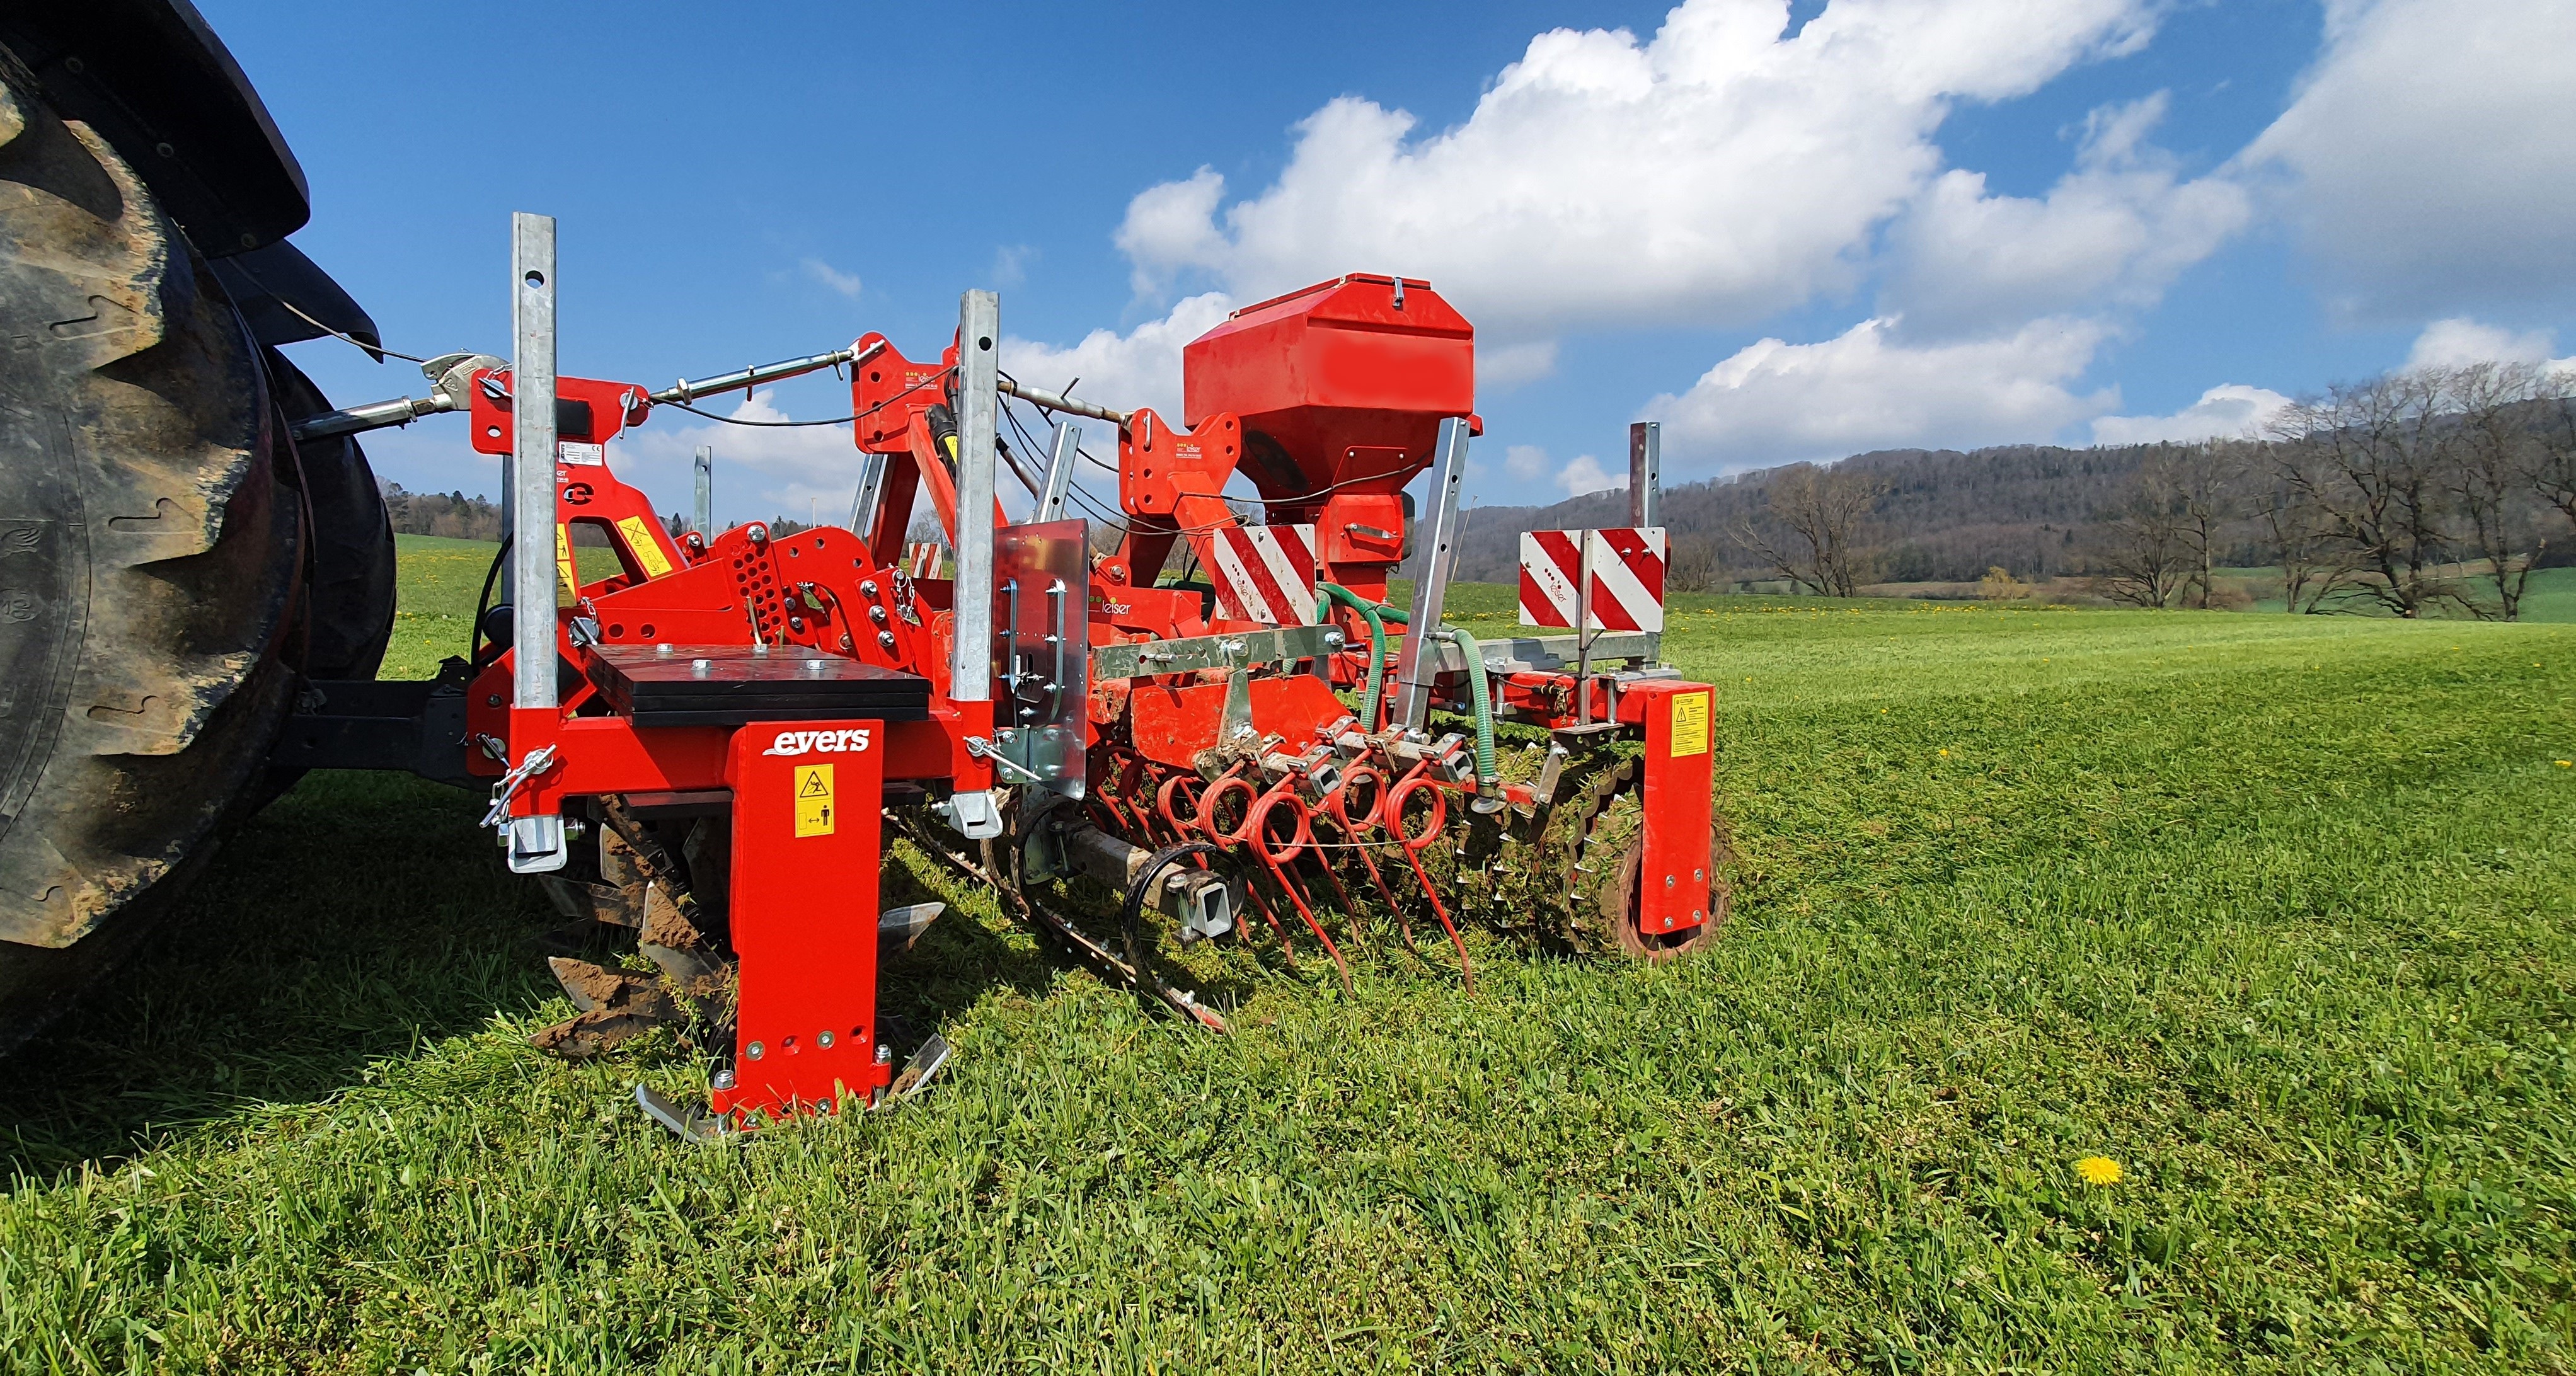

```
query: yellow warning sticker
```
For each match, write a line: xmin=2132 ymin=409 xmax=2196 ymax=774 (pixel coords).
xmin=553 ymin=524 xmax=578 ymax=598
xmin=793 ymin=764 xmax=836 ymax=837
xmin=1669 ymin=691 xmax=1711 ymax=758
xmin=616 ymin=515 xmax=675 ymax=578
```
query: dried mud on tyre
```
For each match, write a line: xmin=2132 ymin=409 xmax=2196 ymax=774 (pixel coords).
xmin=0 ymin=55 xmax=304 ymax=1053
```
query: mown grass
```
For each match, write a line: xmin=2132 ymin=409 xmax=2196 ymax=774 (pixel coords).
xmin=3 ymin=548 xmax=2573 ymax=1372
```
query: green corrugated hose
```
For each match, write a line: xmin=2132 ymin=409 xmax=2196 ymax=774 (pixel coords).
xmin=1438 ymin=626 xmax=1502 ymax=800
xmin=1319 ymin=582 xmax=1391 ymax=730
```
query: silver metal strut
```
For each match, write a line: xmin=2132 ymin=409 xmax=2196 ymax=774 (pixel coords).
xmin=940 ymin=290 xmax=1004 ymax=840
xmin=1629 ymin=420 xmax=1660 ymax=528
xmin=693 ymin=445 xmax=713 ymax=535
xmin=1392 ymin=415 xmax=1471 ymax=730
xmin=1036 ymin=420 xmax=1080 ymax=523
xmin=506 ymin=210 xmax=566 ymax=873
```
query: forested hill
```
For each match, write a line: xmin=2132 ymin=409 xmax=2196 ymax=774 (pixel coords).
xmin=1431 ymin=442 xmax=2165 ymax=587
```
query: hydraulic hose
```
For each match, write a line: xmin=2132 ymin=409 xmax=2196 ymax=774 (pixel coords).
xmin=1438 ymin=627 xmax=1502 ymax=802
xmin=1319 ymin=582 xmax=1392 ymax=731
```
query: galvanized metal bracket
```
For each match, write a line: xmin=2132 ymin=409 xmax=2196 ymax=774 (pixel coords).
xmin=1090 ymin=624 xmax=1334 ymax=679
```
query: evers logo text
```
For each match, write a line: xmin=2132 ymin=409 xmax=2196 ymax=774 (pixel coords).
xmin=761 ymin=728 xmax=873 ymax=757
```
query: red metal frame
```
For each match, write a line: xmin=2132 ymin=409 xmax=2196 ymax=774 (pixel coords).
xmin=713 ymin=720 xmax=893 ymax=1118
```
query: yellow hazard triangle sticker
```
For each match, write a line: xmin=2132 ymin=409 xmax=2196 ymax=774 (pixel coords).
xmin=794 ymin=764 xmax=834 ymax=836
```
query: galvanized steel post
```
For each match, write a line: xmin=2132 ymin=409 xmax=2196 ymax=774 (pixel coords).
xmin=1629 ymin=421 xmax=1660 ymax=529
xmin=510 ymin=212 xmax=558 ymax=714
xmin=949 ymin=290 xmax=1000 ymax=702
xmin=1392 ymin=416 xmax=1471 ymax=730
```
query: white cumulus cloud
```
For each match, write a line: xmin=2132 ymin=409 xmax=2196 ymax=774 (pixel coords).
xmin=1645 ymin=315 xmax=2118 ymax=471
xmin=1114 ymin=0 xmax=2163 ymax=333
xmin=613 ymin=388 xmax=872 ymax=525
xmin=1556 ymin=453 xmax=1626 ymax=497
xmin=2403 ymin=317 xmax=2571 ymax=370
xmin=1883 ymin=92 xmax=2251 ymax=336
xmin=999 ymin=292 xmax=1236 ymax=426
xmin=2090 ymin=384 xmax=2294 ymax=446
xmin=2239 ymin=0 xmax=2576 ymax=319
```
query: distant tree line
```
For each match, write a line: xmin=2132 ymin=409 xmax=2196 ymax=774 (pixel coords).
xmin=1435 ymin=362 xmax=2576 ymax=619
xmin=381 ymin=484 xmax=503 ymax=541
xmin=2091 ymin=362 xmax=2572 ymax=619
xmin=382 ymin=481 xmax=800 ymax=546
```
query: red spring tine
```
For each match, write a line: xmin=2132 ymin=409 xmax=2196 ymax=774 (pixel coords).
xmin=1251 ymin=784 xmax=1352 ymax=995
xmin=1325 ymin=763 xmax=1411 ymax=945
xmin=1194 ymin=775 xmax=1258 ymax=848
xmin=1158 ymin=772 xmax=1207 ymax=840
xmin=1191 ymin=774 xmax=1295 ymax=955
xmin=1302 ymin=828 xmax=1360 ymax=925
xmin=1328 ymin=763 xmax=1383 ymax=835
xmin=1250 ymin=782 xmax=1314 ymax=865
xmin=1389 ymin=767 xmax=1475 ymax=994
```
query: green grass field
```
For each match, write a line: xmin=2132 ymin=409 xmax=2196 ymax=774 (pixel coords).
xmin=5 ymin=539 xmax=2575 ymax=1371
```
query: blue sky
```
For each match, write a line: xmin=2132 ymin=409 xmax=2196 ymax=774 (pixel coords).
xmin=215 ymin=0 xmax=2576 ymax=523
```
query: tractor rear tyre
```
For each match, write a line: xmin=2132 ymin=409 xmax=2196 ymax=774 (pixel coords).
xmin=0 ymin=58 xmax=319 ymax=1055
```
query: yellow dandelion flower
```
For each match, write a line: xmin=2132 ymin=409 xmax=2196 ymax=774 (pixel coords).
xmin=2559 ymin=760 xmax=2573 ymax=769
xmin=2076 ymin=1156 xmax=2123 ymax=1186
xmin=1937 ymin=748 xmax=1950 ymax=757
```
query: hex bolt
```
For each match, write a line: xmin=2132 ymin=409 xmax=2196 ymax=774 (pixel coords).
xmin=858 ymin=580 xmax=880 ymax=599
xmin=818 ymin=1030 xmax=836 ymax=1050
xmin=746 ymin=1040 xmax=766 ymax=1061
xmin=1695 ymin=868 xmax=1705 ymax=881
xmin=1665 ymin=874 xmax=1676 ymax=888
xmin=712 ymin=1069 xmax=737 ymax=1090
xmin=873 ymin=1044 xmax=893 ymax=1065
xmin=877 ymin=631 xmax=897 ymax=651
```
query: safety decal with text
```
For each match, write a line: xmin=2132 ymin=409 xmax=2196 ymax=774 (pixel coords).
xmin=553 ymin=525 xmax=578 ymax=598
xmin=614 ymin=515 xmax=676 ymax=577
xmin=1669 ymin=691 xmax=1711 ymax=759
xmin=794 ymin=763 xmax=835 ymax=837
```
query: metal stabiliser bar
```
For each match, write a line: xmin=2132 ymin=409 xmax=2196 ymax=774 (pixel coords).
xmin=999 ymin=377 xmax=1129 ymax=428
xmin=648 ymin=340 xmax=883 ymax=407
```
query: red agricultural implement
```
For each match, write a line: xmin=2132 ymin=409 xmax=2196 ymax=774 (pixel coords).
xmin=275 ymin=213 xmax=1728 ymax=1137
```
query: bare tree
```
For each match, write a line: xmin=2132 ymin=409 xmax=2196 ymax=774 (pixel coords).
xmin=2530 ymin=368 xmax=2576 ymax=536
xmin=2444 ymin=361 xmax=2546 ymax=620
xmin=2166 ymin=440 xmax=2251 ymax=608
xmin=1730 ymin=464 xmax=1880 ymax=597
xmin=2256 ymin=452 xmax=2359 ymax=614
xmin=2269 ymin=371 xmax=2467 ymax=619
xmin=2091 ymin=456 xmax=2192 ymax=608
xmin=1664 ymin=534 xmax=1730 ymax=593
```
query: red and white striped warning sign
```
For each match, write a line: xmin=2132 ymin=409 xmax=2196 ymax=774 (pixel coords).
xmin=1519 ymin=530 xmax=1584 ymax=628
xmin=1209 ymin=523 xmax=1318 ymax=626
xmin=1518 ymin=527 xmax=1666 ymax=632
xmin=902 ymin=541 xmax=942 ymax=578
xmin=1584 ymin=527 xmax=1666 ymax=631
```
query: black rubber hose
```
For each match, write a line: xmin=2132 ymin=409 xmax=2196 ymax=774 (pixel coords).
xmin=469 ymin=535 xmax=511 ymax=668
xmin=1121 ymin=842 xmax=1221 ymax=999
